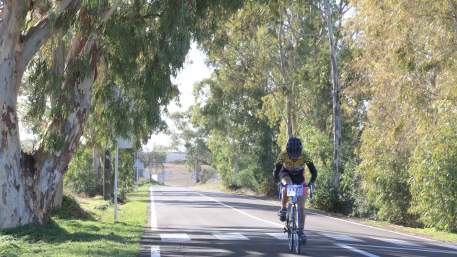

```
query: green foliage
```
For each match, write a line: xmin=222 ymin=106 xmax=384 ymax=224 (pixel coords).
xmin=351 ymin=0 xmax=457 ymax=229
xmin=118 ymin=149 xmax=135 ymax=200
xmin=410 ymin=114 xmax=457 ymax=231
xmin=65 ymin=144 xmax=135 ymax=198
xmin=65 ymin=146 xmax=97 ymax=196
xmin=17 ymin=1 xmax=244 ymax=202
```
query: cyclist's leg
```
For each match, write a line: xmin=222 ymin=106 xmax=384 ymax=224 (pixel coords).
xmin=280 ymin=174 xmax=292 ymax=209
xmin=298 ymin=194 xmax=306 ymax=230
xmin=278 ymin=171 xmax=292 ymax=222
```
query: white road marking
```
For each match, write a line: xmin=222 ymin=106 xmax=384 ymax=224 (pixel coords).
xmin=335 ymin=243 xmax=380 ymax=257
xmin=310 ymin=212 xmax=436 ymax=243
xmin=150 ymin=246 xmax=160 ymax=257
xmin=193 ymin=191 xmax=283 ymax=228
xmin=267 ymin=233 xmax=288 ymax=240
xmin=160 ymin=233 xmax=191 ymax=242
xmin=187 ymin=188 xmax=456 ymax=252
xmin=370 ymin=237 xmax=419 ymax=247
xmin=346 ymin=243 xmax=457 ymax=255
xmin=443 ymin=244 xmax=457 ymax=251
xmin=322 ymin=233 xmax=364 ymax=242
xmin=149 ymin=187 xmax=157 ymax=231
xmin=213 ymin=232 xmax=249 ymax=240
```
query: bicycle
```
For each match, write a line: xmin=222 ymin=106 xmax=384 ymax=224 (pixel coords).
xmin=280 ymin=183 xmax=315 ymax=254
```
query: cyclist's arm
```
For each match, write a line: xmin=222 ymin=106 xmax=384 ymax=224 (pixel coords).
xmin=273 ymin=153 xmax=286 ymax=180
xmin=305 ymin=161 xmax=317 ymax=184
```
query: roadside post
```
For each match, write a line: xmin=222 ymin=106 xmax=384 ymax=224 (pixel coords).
xmin=133 ymin=157 xmax=144 ymax=184
xmin=114 ymin=137 xmax=133 ymax=223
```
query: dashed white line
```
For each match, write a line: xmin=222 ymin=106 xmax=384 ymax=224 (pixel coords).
xmin=160 ymin=233 xmax=191 ymax=242
xmin=322 ymin=233 xmax=364 ymax=242
xmin=149 ymin=187 xmax=158 ymax=231
xmin=150 ymin=245 xmax=160 ymax=257
xmin=213 ymin=232 xmax=249 ymax=240
xmin=193 ymin=191 xmax=283 ymax=228
xmin=335 ymin=243 xmax=380 ymax=257
xmin=266 ymin=233 xmax=288 ymax=240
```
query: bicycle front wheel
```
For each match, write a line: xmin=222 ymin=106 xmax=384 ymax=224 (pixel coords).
xmin=294 ymin=206 xmax=301 ymax=254
xmin=288 ymin=205 xmax=295 ymax=252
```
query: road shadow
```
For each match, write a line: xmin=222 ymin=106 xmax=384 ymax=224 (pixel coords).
xmin=137 ymin=228 xmax=356 ymax=257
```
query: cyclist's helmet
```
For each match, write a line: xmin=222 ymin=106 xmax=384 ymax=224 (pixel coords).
xmin=286 ymin=137 xmax=302 ymax=159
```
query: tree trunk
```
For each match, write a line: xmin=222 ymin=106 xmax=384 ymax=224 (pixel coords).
xmin=93 ymin=147 xmax=101 ymax=194
xmin=286 ymin=94 xmax=294 ymax=138
xmin=0 ymin=2 xmax=31 ymax=228
xmin=52 ymin=179 xmax=64 ymax=209
xmin=324 ymin=0 xmax=342 ymax=189
xmin=50 ymin=30 xmax=66 ymax=210
xmin=0 ymin=2 xmax=96 ymax=229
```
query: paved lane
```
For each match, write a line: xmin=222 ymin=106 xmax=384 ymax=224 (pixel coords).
xmin=139 ymin=185 xmax=457 ymax=257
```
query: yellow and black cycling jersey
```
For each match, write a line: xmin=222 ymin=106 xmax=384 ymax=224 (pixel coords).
xmin=277 ymin=151 xmax=311 ymax=172
xmin=274 ymin=151 xmax=318 ymax=184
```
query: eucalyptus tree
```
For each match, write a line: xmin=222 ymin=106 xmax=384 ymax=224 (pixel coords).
xmin=299 ymin=0 xmax=350 ymax=190
xmin=0 ymin=0 xmax=241 ymax=229
xmin=351 ymin=0 xmax=457 ymax=227
xmin=193 ymin=1 xmax=334 ymax=194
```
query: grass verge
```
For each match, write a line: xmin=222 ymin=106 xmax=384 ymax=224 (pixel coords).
xmin=363 ymin=220 xmax=457 ymax=244
xmin=0 ymin=183 xmax=150 ymax=257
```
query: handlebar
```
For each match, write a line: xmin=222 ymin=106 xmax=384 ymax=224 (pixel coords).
xmin=309 ymin=183 xmax=315 ymax=204
xmin=278 ymin=183 xmax=316 ymax=203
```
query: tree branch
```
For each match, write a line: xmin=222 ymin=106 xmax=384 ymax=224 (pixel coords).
xmin=18 ymin=0 xmax=80 ymax=74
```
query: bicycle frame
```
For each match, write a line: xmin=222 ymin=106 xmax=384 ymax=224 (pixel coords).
xmin=280 ymin=184 xmax=306 ymax=254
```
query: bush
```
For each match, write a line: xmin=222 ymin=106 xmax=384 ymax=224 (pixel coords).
xmin=200 ymin=167 xmax=218 ymax=183
xmin=409 ymin=116 xmax=457 ymax=232
xmin=313 ymin=168 xmax=337 ymax=212
xmin=65 ymin=146 xmax=98 ymax=196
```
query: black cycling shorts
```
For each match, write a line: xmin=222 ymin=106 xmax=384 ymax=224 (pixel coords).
xmin=279 ymin=168 xmax=305 ymax=185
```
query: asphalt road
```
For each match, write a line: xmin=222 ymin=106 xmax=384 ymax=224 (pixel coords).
xmin=139 ymin=185 xmax=457 ymax=257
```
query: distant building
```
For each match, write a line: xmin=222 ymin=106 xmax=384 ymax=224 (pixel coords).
xmin=166 ymin=152 xmax=187 ymax=163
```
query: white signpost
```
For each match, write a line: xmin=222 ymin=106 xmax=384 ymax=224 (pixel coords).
xmin=133 ymin=158 xmax=144 ymax=183
xmin=114 ymin=137 xmax=133 ymax=223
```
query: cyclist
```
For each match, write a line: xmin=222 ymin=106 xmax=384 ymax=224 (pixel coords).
xmin=273 ymin=137 xmax=317 ymax=239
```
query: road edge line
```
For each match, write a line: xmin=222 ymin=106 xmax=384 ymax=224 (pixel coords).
xmin=311 ymin=212 xmax=439 ymax=243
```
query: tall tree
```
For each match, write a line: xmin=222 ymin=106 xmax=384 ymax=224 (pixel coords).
xmin=194 ymin=1 xmax=333 ymax=194
xmin=0 ymin=0 xmax=242 ymax=229
xmin=307 ymin=0 xmax=349 ymax=190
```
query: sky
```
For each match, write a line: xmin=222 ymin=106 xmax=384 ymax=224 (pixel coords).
xmin=142 ymin=43 xmax=213 ymax=152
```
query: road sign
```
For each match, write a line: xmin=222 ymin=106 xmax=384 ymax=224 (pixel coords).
xmin=117 ymin=137 xmax=133 ymax=149
xmin=133 ymin=159 xmax=144 ymax=170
